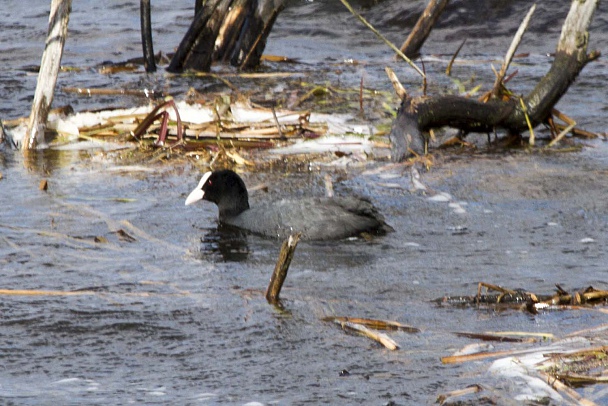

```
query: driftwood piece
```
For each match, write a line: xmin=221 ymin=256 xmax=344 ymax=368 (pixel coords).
xmin=339 ymin=321 xmax=400 ymax=350
xmin=397 ymin=0 xmax=450 ymax=59
xmin=168 ymin=0 xmax=285 ymax=72
xmin=389 ymin=0 xmax=599 ymax=162
xmin=23 ymin=0 xmax=72 ymax=152
xmin=323 ymin=316 xmax=420 ymax=333
xmin=436 ymin=385 xmax=483 ymax=405
xmin=265 ymin=233 xmax=300 ymax=304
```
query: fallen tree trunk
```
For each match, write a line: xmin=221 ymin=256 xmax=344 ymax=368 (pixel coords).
xmin=168 ymin=0 xmax=284 ymax=72
xmin=389 ymin=0 xmax=599 ymax=162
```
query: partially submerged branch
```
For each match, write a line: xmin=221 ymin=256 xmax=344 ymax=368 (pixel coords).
xmin=266 ymin=233 xmax=300 ymax=304
xmin=389 ymin=0 xmax=599 ymax=161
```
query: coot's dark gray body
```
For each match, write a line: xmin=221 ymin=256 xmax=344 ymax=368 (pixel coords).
xmin=185 ymin=170 xmax=392 ymax=241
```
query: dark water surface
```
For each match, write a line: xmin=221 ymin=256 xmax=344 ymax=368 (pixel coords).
xmin=1 ymin=1 xmax=608 ymax=404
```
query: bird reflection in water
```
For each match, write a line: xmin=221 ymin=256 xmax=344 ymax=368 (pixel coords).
xmin=198 ymin=225 xmax=250 ymax=262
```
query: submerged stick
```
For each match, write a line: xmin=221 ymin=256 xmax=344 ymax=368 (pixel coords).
xmin=265 ymin=233 xmax=301 ymax=304
xmin=23 ymin=0 xmax=72 ymax=152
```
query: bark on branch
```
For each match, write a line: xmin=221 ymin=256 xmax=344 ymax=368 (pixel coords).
xmin=389 ymin=0 xmax=599 ymax=162
xmin=397 ymin=0 xmax=450 ymax=60
xmin=168 ymin=0 xmax=284 ymax=73
xmin=23 ymin=0 xmax=72 ymax=152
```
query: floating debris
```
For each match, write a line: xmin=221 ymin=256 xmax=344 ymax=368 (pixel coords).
xmin=4 ymin=96 xmax=385 ymax=167
xmin=436 ymin=282 xmax=608 ymax=313
xmin=324 ymin=316 xmax=419 ymax=350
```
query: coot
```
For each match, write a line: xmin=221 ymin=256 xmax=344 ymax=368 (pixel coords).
xmin=185 ymin=170 xmax=392 ymax=240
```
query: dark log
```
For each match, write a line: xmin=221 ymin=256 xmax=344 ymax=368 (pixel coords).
xmin=397 ymin=0 xmax=450 ymax=60
xmin=140 ymin=0 xmax=156 ymax=73
xmin=168 ymin=0 xmax=284 ymax=73
xmin=195 ymin=0 xmax=204 ymax=16
xmin=168 ymin=0 xmax=232 ymax=73
xmin=389 ymin=0 xmax=599 ymax=162
xmin=233 ymin=0 xmax=285 ymax=69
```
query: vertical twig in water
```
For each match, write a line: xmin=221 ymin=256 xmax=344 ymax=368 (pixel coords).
xmin=519 ymin=97 xmax=535 ymax=146
xmin=359 ymin=76 xmax=364 ymax=115
xmin=23 ymin=0 xmax=72 ymax=153
xmin=270 ymin=105 xmax=284 ymax=139
xmin=266 ymin=233 xmax=301 ymax=304
xmin=140 ymin=0 xmax=157 ymax=73
xmin=421 ymin=59 xmax=427 ymax=96
xmin=445 ymin=38 xmax=466 ymax=76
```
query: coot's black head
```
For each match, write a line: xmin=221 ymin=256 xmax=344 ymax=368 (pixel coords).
xmin=185 ymin=170 xmax=250 ymax=218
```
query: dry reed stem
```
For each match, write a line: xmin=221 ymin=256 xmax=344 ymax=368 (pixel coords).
xmin=445 ymin=39 xmax=466 ymax=77
xmin=492 ymin=4 xmax=536 ymax=97
xmin=340 ymin=321 xmax=400 ymax=350
xmin=326 ymin=316 xmax=419 ymax=333
xmin=519 ymin=97 xmax=535 ymax=145
xmin=384 ymin=67 xmax=406 ymax=100
xmin=338 ymin=0 xmax=425 ymax=77
xmin=441 ymin=348 xmax=523 ymax=364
